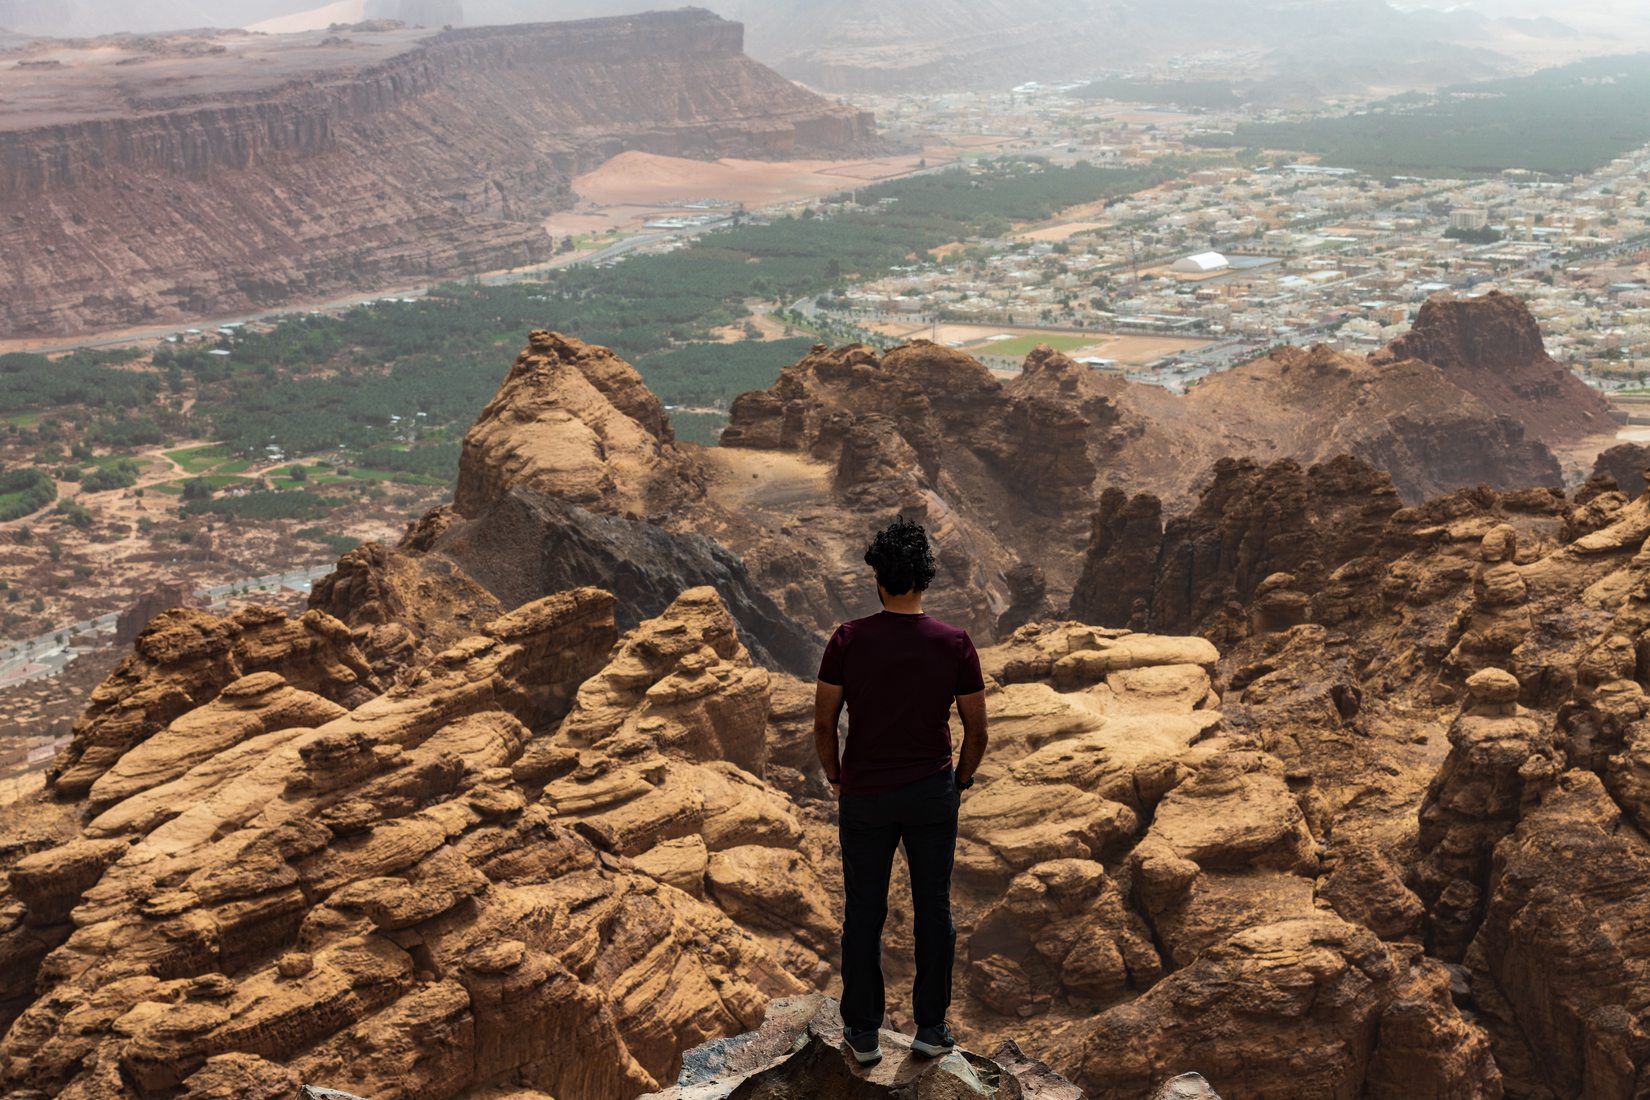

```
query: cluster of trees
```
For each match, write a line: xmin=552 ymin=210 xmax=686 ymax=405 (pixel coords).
xmin=355 ymin=443 xmax=462 ymax=480
xmin=632 ymin=339 xmax=815 ymax=409
xmin=183 ymin=490 xmax=342 ymax=520
xmin=87 ymin=414 xmax=171 ymax=448
xmin=79 ymin=459 xmax=141 ymax=493
xmin=1192 ymin=55 xmax=1650 ymax=176
xmin=0 ymin=467 xmax=55 ymax=521
xmin=0 ymin=348 xmax=156 ymax=412
xmin=296 ymin=526 xmax=361 ymax=555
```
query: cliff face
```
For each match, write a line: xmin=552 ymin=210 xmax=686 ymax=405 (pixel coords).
xmin=0 ymin=11 xmax=875 ymax=335
xmin=1372 ymin=291 xmax=1614 ymax=447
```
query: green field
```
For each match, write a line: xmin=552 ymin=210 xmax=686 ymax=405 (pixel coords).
xmin=165 ymin=444 xmax=237 ymax=473
xmin=963 ymin=333 xmax=1094 ymax=359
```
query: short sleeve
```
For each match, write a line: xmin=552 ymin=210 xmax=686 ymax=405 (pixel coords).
xmin=955 ymin=631 xmax=984 ymax=695
xmin=817 ymin=625 xmax=848 ymax=686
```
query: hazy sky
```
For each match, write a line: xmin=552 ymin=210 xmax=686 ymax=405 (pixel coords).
xmin=5 ymin=0 xmax=1649 ymax=50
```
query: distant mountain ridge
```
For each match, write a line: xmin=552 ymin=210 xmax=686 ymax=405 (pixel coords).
xmin=0 ymin=0 xmax=1591 ymax=94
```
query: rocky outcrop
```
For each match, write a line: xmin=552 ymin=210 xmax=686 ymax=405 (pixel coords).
xmin=0 ymin=588 xmax=821 ymax=1100
xmin=1057 ymin=438 xmax=1650 ymax=1097
xmin=1374 ymin=291 xmax=1614 ymax=446
xmin=1048 ymin=914 xmax=1501 ymax=1099
xmin=1069 ymin=454 xmax=1404 ymax=634
xmin=327 ymin=314 xmax=1597 ymax=683
xmin=0 ymin=12 xmax=876 ymax=335
xmin=1411 ymin=669 xmax=1559 ymax=961
xmin=46 ymin=605 xmax=380 ymax=798
xmin=1467 ymin=771 xmax=1650 ymax=1099
xmin=942 ymin=620 xmax=1502 ymax=1097
xmin=1180 ymin=341 xmax=1563 ymax=504
xmin=720 ymin=339 xmax=1096 ymax=629
xmin=639 ymin=994 xmax=1086 ymax=1099
xmin=454 ymin=331 xmax=687 ymax=520
xmin=1591 ymin=441 xmax=1650 ymax=497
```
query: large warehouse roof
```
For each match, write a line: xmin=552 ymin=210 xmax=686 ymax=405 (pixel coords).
xmin=1171 ymin=251 xmax=1231 ymax=273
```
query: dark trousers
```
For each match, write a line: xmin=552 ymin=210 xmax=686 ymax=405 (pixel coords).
xmin=837 ymin=768 xmax=960 ymax=1032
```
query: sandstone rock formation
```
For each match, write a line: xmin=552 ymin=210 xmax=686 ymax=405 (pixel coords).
xmin=114 ymin=580 xmax=203 ymax=647
xmin=0 ymin=587 xmax=829 ymax=1099
xmin=413 ymin=330 xmax=821 ymax=672
xmin=0 ymin=11 xmax=875 ymax=335
xmin=708 ymin=307 xmax=1573 ymax=634
xmin=1063 ymin=440 xmax=1650 ymax=1097
xmin=1069 ymin=454 xmax=1403 ymax=635
xmin=46 ymin=604 xmax=380 ymax=798
xmin=1373 ymin=291 xmax=1614 ymax=447
xmin=1169 ymin=339 xmax=1563 ymax=503
xmin=1592 ymin=441 xmax=1650 ymax=498
xmin=308 ymin=301 xmax=1592 ymax=696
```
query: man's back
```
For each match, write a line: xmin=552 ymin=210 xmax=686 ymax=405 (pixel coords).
xmin=812 ymin=515 xmax=989 ymax=1064
xmin=818 ymin=610 xmax=983 ymax=793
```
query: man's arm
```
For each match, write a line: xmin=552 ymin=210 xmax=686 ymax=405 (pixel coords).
xmin=814 ymin=680 xmax=846 ymax=788
xmin=954 ymin=689 xmax=988 ymax=786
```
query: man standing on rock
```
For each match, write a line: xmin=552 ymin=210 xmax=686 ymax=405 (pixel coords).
xmin=814 ymin=516 xmax=990 ymax=1066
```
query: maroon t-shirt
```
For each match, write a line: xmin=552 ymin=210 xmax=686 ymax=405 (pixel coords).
xmin=817 ymin=610 xmax=985 ymax=793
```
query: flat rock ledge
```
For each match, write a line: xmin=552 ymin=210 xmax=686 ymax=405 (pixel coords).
xmin=637 ymin=994 xmax=1220 ymax=1100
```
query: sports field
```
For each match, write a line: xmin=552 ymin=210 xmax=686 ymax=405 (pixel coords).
xmin=960 ymin=333 xmax=1094 ymax=359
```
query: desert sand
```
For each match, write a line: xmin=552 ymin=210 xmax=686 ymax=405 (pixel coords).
xmin=543 ymin=150 xmax=941 ymax=235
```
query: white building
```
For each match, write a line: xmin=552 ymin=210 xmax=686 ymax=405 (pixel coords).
xmin=1171 ymin=251 xmax=1231 ymax=274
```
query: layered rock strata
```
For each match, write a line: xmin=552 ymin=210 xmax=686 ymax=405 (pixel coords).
xmin=0 ymin=11 xmax=875 ymax=335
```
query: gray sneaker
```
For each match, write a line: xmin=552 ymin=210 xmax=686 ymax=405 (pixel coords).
xmin=844 ymin=1026 xmax=883 ymax=1065
xmin=911 ymin=1022 xmax=956 ymax=1058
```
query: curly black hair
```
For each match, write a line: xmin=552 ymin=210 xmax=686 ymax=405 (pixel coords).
xmin=864 ymin=515 xmax=937 ymax=596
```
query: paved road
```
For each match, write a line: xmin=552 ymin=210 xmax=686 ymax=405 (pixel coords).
xmin=0 ymin=562 xmax=338 ymax=688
